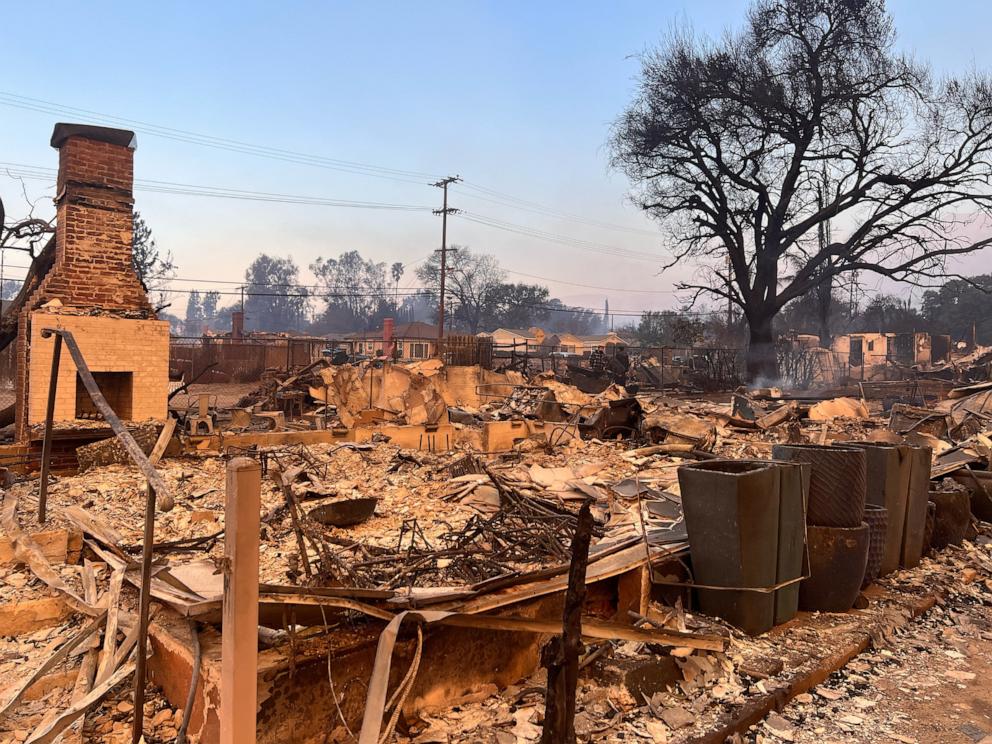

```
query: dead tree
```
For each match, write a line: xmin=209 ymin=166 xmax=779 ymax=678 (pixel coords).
xmin=540 ymin=501 xmax=593 ymax=744
xmin=0 ymin=196 xmax=53 ymax=257
xmin=611 ymin=0 xmax=992 ymax=381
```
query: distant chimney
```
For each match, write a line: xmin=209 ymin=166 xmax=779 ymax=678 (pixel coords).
xmin=383 ymin=317 xmax=395 ymax=358
xmin=42 ymin=123 xmax=151 ymax=313
xmin=232 ymin=310 xmax=244 ymax=339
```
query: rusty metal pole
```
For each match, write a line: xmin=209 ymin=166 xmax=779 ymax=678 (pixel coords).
xmin=38 ymin=332 xmax=63 ymax=524
xmin=131 ymin=481 xmax=157 ymax=744
xmin=221 ymin=457 xmax=261 ymax=744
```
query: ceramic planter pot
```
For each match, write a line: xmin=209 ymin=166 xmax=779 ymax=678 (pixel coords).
xmin=799 ymin=523 xmax=869 ymax=613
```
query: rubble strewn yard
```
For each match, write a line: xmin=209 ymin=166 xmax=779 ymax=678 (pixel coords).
xmin=2 ymin=337 xmax=992 ymax=742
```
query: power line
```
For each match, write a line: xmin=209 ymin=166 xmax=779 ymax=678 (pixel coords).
xmin=0 ymin=163 xmax=432 ymax=211
xmin=0 ymin=92 xmax=664 ymax=242
xmin=502 ymin=268 xmax=678 ymax=294
xmin=459 ymin=181 xmax=660 ymax=237
xmin=459 ymin=211 xmax=666 ymax=263
xmin=0 ymin=264 xmax=715 ymax=318
xmin=0 ymin=92 xmax=443 ymax=185
xmin=1 ymin=162 xmax=669 ymax=264
xmin=154 ymin=284 xmax=717 ymax=318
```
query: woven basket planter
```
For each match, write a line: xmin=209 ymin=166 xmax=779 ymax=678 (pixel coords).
xmin=771 ymin=444 xmax=866 ymax=527
xmin=861 ymin=505 xmax=888 ymax=588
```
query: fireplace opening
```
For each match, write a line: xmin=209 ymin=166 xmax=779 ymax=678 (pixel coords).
xmin=76 ymin=372 xmax=133 ymax=420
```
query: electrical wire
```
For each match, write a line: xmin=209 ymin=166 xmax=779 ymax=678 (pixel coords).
xmin=459 ymin=180 xmax=661 ymax=237
xmin=502 ymin=267 xmax=678 ymax=294
xmin=1 ymin=162 xmax=670 ymax=264
xmin=0 ymin=163 xmax=432 ymax=211
xmin=0 ymin=92 xmax=661 ymax=240
xmin=0 ymin=92 xmax=444 ymax=185
xmin=459 ymin=211 xmax=666 ymax=264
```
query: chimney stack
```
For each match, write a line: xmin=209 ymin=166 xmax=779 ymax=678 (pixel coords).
xmin=383 ymin=317 xmax=395 ymax=358
xmin=45 ymin=123 xmax=151 ymax=312
xmin=232 ymin=310 xmax=245 ymax=339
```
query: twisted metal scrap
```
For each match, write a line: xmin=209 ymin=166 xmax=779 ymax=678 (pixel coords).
xmin=308 ymin=467 xmax=589 ymax=590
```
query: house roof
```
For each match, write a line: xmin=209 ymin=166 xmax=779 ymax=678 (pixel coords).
xmin=577 ymin=333 xmax=624 ymax=343
xmin=487 ymin=328 xmax=536 ymax=339
xmin=345 ymin=321 xmax=438 ymax=340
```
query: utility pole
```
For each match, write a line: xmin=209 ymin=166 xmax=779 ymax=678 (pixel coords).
xmin=432 ymin=176 xmax=461 ymax=343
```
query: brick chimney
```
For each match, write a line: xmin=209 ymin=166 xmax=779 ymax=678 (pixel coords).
xmin=13 ymin=124 xmax=169 ymax=442
xmin=40 ymin=124 xmax=152 ymax=312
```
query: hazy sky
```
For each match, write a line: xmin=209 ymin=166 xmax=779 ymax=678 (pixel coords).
xmin=2 ymin=0 xmax=991 ymax=319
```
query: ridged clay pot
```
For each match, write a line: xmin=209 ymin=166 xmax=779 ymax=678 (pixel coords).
xmin=771 ymin=444 xmax=866 ymax=528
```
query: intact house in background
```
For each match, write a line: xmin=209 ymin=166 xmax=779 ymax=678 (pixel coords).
xmin=343 ymin=321 xmax=438 ymax=361
xmin=0 ymin=123 xmax=170 ymax=449
xmin=559 ymin=331 xmax=631 ymax=355
xmin=483 ymin=327 xmax=541 ymax=348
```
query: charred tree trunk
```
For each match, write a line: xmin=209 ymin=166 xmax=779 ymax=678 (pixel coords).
xmin=815 ymin=277 xmax=832 ymax=349
xmin=540 ymin=501 xmax=594 ymax=744
xmin=745 ymin=312 xmax=778 ymax=383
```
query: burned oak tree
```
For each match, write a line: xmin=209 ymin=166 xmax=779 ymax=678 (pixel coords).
xmin=611 ymin=0 xmax=992 ymax=380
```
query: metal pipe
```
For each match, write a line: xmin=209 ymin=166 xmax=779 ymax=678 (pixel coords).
xmin=40 ymin=328 xmax=173 ymax=509
xmin=38 ymin=333 xmax=63 ymax=523
xmin=131 ymin=481 xmax=156 ymax=744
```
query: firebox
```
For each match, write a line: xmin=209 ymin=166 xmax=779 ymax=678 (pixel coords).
xmin=75 ymin=372 xmax=133 ymax=420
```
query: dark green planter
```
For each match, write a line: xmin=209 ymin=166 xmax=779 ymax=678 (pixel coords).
xmin=678 ymin=459 xmax=808 ymax=635
xmin=839 ymin=442 xmax=904 ymax=576
xmin=900 ymin=445 xmax=932 ymax=568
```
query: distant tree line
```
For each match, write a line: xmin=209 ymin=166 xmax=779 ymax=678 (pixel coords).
xmin=191 ymin=247 xmax=607 ymax=337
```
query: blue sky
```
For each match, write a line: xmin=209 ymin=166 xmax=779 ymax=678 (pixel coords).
xmin=2 ymin=0 xmax=991 ymax=317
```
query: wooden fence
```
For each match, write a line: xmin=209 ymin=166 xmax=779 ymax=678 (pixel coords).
xmin=439 ymin=334 xmax=494 ymax=368
xmin=169 ymin=336 xmax=327 ymax=383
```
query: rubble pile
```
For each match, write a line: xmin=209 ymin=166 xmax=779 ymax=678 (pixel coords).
xmin=1 ymin=354 xmax=991 ymax=743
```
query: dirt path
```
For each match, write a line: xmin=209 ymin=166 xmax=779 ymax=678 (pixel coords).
xmin=749 ymin=579 xmax=992 ymax=744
